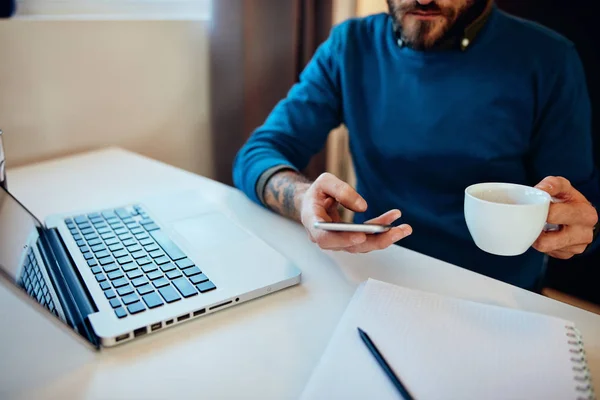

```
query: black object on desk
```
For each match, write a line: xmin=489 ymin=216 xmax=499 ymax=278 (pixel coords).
xmin=0 ymin=129 xmax=6 ymax=190
xmin=357 ymin=327 xmax=415 ymax=400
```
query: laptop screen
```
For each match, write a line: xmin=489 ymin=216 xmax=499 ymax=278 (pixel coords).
xmin=0 ymin=187 xmax=44 ymax=281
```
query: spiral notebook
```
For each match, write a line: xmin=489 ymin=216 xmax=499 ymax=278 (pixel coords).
xmin=301 ymin=279 xmax=595 ymax=400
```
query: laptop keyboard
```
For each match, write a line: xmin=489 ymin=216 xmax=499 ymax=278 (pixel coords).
xmin=65 ymin=205 xmax=217 ymax=319
xmin=19 ymin=247 xmax=58 ymax=317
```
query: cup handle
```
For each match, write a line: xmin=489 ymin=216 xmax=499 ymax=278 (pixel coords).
xmin=543 ymin=197 xmax=564 ymax=232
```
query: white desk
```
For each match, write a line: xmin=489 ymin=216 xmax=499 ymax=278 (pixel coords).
xmin=3 ymin=148 xmax=600 ymax=399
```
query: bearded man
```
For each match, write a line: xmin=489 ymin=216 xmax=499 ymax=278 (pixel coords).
xmin=233 ymin=0 xmax=600 ymax=291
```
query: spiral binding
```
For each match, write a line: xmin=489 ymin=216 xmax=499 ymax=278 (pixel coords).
xmin=566 ymin=325 xmax=596 ymax=400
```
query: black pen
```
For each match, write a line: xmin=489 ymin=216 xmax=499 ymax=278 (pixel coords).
xmin=357 ymin=327 xmax=415 ymax=400
xmin=0 ymin=129 xmax=6 ymax=190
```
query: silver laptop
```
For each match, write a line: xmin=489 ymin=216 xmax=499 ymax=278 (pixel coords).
xmin=0 ymin=185 xmax=301 ymax=347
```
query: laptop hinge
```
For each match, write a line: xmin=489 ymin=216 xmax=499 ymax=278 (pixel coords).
xmin=38 ymin=227 xmax=100 ymax=348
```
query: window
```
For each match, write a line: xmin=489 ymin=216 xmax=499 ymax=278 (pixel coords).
xmin=16 ymin=0 xmax=211 ymax=20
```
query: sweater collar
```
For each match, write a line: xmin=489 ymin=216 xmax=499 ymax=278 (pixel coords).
xmin=393 ymin=0 xmax=495 ymax=52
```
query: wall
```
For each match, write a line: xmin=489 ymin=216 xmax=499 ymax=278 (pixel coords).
xmin=356 ymin=0 xmax=387 ymax=16
xmin=0 ymin=19 xmax=213 ymax=178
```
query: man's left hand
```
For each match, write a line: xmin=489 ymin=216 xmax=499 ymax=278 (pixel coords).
xmin=533 ymin=176 xmax=598 ymax=259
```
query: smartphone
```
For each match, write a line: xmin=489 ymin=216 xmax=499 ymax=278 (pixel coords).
xmin=313 ymin=221 xmax=391 ymax=234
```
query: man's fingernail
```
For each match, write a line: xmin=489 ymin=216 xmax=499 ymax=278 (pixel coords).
xmin=351 ymin=234 xmax=365 ymax=244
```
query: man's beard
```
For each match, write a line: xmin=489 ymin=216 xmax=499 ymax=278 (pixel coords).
xmin=387 ymin=0 xmax=483 ymax=50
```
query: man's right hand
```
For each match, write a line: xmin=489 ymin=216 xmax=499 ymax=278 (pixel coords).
xmin=299 ymin=173 xmax=412 ymax=253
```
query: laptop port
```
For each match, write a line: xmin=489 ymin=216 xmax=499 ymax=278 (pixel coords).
xmin=116 ymin=333 xmax=130 ymax=342
xmin=177 ymin=313 xmax=190 ymax=322
xmin=209 ymin=300 xmax=232 ymax=311
xmin=134 ymin=327 xmax=147 ymax=337
xmin=166 ymin=319 xmax=174 ymax=325
xmin=193 ymin=308 xmax=206 ymax=317
xmin=151 ymin=323 xmax=161 ymax=331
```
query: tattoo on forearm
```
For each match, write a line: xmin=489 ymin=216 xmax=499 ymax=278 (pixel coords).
xmin=264 ymin=171 xmax=311 ymax=221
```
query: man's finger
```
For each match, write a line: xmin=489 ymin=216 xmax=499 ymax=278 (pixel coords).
xmin=365 ymin=209 xmax=402 ymax=226
xmin=345 ymin=225 xmax=412 ymax=253
xmin=311 ymin=229 xmax=367 ymax=250
xmin=548 ymin=250 xmax=574 ymax=260
xmin=535 ymin=176 xmax=585 ymax=202
xmin=532 ymin=225 xmax=592 ymax=253
xmin=316 ymin=173 xmax=367 ymax=213
xmin=547 ymin=202 xmax=598 ymax=226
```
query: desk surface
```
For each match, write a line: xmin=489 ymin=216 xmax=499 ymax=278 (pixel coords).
xmin=4 ymin=148 xmax=600 ymax=399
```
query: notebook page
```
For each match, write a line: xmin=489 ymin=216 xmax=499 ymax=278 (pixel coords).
xmin=301 ymin=279 xmax=586 ymax=400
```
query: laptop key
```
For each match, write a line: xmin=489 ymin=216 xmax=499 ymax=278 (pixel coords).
xmin=96 ymin=274 xmax=107 ymax=283
xmin=190 ymin=273 xmax=209 ymax=285
xmin=102 ymin=211 xmax=117 ymax=219
xmin=121 ymin=262 xmax=137 ymax=272
xmin=109 ymin=243 xmax=124 ymax=252
xmin=91 ymin=244 xmax=106 ymax=252
xmin=91 ymin=266 xmax=103 ymax=275
xmin=80 ymin=227 xmax=94 ymax=235
xmin=97 ymin=227 xmax=111 ymax=235
xmin=106 ymin=216 xmax=119 ymax=224
xmin=115 ymin=208 xmax=130 ymax=219
xmin=114 ymin=307 xmax=127 ymax=318
xmin=117 ymin=285 xmax=134 ymax=296
xmin=80 ymin=245 xmax=90 ymax=254
xmin=197 ymin=281 xmax=216 ymax=293
xmin=139 ymin=218 xmax=154 ymax=225
xmin=82 ymin=252 xmax=94 ymax=261
xmin=78 ymin=222 xmax=91 ymax=230
xmin=119 ymin=233 xmax=133 ymax=241
xmin=141 ymin=263 xmax=157 ymax=273
xmin=122 ymin=217 xmax=134 ymax=224
xmin=142 ymin=292 xmax=164 ymax=309
xmin=155 ymin=256 xmax=170 ymax=265
xmin=88 ymin=212 xmax=101 ymax=219
xmin=158 ymin=285 xmax=181 ymax=303
xmin=137 ymin=284 xmax=154 ymax=295
xmin=105 ymin=289 xmax=116 ymax=299
xmin=105 ymin=237 xmax=120 ymax=246
xmin=135 ymin=232 xmax=149 ymax=240
xmin=183 ymin=266 xmax=202 ymax=277
xmin=126 ymin=221 xmax=138 ymax=229
xmin=88 ymin=238 xmax=102 ymax=246
xmin=137 ymin=256 xmax=153 ymax=267
xmin=74 ymin=216 xmax=87 ymax=224
xmin=160 ymin=262 xmax=176 ymax=273
xmin=114 ymin=227 xmax=128 ymax=235
xmin=150 ymin=230 xmax=187 ymax=261
xmin=143 ymin=223 xmax=160 ymax=232
xmin=109 ymin=298 xmax=121 ymax=308
xmin=144 ymin=244 xmax=160 ymax=252
xmin=127 ymin=243 xmax=142 ymax=252
xmin=172 ymin=278 xmax=197 ymax=298
xmin=121 ymin=293 xmax=139 ymax=305
xmin=149 ymin=250 xmax=165 ymax=259
xmin=73 ymin=233 xmax=82 ymax=241
xmin=117 ymin=255 xmax=133 ymax=265
xmin=131 ymin=277 xmax=149 ymax=287
xmin=166 ymin=269 xmax=182 ymax=280
xmin=100 ymin=281 xmax=111 ymax=290
xmin=99 ymin=256 xmax=115 ymax=266
xmin=139 ymin=238 xmax=154 ymax=246
xmin=112 ymin=249 xmax=128 ymax=259
xmin=153 ymin=278 xmax=170 ymax=288
xmin=76 ymin=240 xmax=86 ymax=247
xmin=102 ymin=263 xmax=119 ymax=273
xmin=127 ymin=269 xmax=143 ymax=280
xmin=112 ymin=278 xmax=129 ymax=288
xmin=131 ymin=250 xmax=146 ymax=259
xmin=101 ymin=232 xmax=116 ymax=240
xmin=127 ymin=301 xmax=146 ymax=315
xmin=107 ymin=270 xmax=125 ymax=280
xmin=95 ymin=250 xmax=110 ymax=259
xmin=147 ymin=270 xmax=163 ymax=280
xmin=123 ymin=238 xmax=136 ymax=247
xmin=65 ymin=218 xmax=74 ymax=225
xmin=84 ymin=233 xmax=99 ymax=241
xmin=176 ymin=258 xmax=194 ymax=270
xmin=87 ymin=259 xmax=98 ymax=267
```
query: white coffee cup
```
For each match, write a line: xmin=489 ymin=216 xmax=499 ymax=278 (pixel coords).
xmin=464 ymin=182 xmax=551 ymax=256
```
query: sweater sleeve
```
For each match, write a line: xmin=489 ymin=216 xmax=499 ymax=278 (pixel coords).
xmin=232 ymin=24 xmax=345 ymax=206
xmin=526 ymin=44 xmax=600 ymax=251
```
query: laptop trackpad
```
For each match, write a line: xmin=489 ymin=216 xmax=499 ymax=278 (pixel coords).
xmin=170 ymin=213 xmax=250 ymax=253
